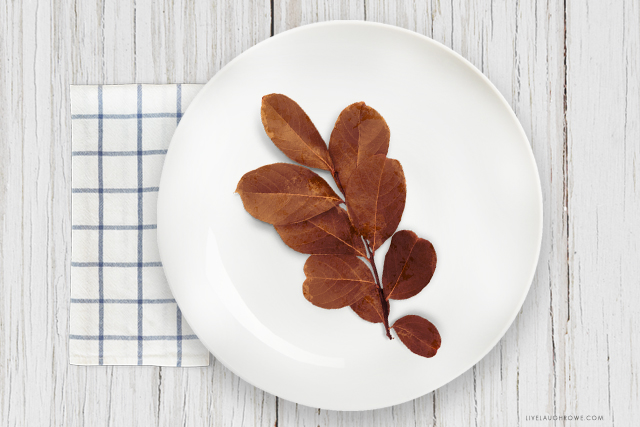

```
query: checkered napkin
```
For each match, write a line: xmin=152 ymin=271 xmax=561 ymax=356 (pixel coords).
xmin=70 ymin=84 xmax=209 ymax=366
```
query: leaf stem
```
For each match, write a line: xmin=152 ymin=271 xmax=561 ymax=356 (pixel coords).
xmin=363 ymin=238 xmax=392 ymax=340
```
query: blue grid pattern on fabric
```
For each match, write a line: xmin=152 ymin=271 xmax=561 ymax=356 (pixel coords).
xmin=70 ymin=84 xmax=209 ymax=367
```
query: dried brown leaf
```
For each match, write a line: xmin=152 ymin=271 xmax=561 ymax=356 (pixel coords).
xmin=393 ymin=315 xmax=441 ymax=358
xmin=303 ymin=255 xmax=375 ymax=309
xmin=275 ymin=207 xmax=366 ymax=256
xmin=383 ymin=230 xmax=437 ymax=300
xmin=261 ymin=94 xmax=333 ymax=171
xmin=351 ymin=292 xmax=385 ymax=324
xmin=345 ymin=155 xmax=407 ymax=250
xmin=236 ymin=163 xmax=341 ymax=225
xmin=328 ymin=102 xmax=390 ymax=191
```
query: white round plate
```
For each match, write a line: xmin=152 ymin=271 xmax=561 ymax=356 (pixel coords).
xmin=158 ymin=21 xmax=542 ymax=411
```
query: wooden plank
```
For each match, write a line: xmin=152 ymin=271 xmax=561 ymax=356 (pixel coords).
xmin=0 ymin=1 xmax=63 ymax=425
xmin=0 ymin=0 xmax=275 ymax=426
xmin=273 ymin=0 xmax=364 ymax=33
xmin=439 ymin=1 xmax=568 ymax=426
xmin=565 ymin=1 xmax=640 ymax=425
xmin=133 ymin=0 xmax=271 ymax=83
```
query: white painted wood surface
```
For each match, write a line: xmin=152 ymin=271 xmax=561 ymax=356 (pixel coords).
xmin=0 ymin=0 xmax=637 ymax=425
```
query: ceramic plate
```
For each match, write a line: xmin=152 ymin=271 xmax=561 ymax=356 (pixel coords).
xmin=157 ymin=21 xmax=542 ymax=411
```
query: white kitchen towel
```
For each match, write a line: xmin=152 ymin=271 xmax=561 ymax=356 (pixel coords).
xmin=70 ymin=84 xmax=209 ymax=366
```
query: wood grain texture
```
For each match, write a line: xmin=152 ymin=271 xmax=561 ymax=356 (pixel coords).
xmin=1 ymin=0 xmax=638 ymax=425
xmin=565 ymin=1 xmax=640 ymax=425
xmin=1 ymin=1 xmax=275 ymax=426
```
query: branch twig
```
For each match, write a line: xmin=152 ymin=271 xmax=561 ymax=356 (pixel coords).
xmin=363 ymin=238 xmax=392 ymax=340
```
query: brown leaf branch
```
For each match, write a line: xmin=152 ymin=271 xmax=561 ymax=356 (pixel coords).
xmin=241 ymin=94 xmax=442 ymax=358
xmin=362 ymin=237 xmax=392 ymax=340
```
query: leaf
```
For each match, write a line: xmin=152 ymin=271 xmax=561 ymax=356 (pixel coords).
xmin=303 ymin=255 xmax=375 ymax=309
xmin=236 ymin=163 xmax=341 ymax=225
xmin=392 ymin=315 xmax=441 ymax=358
xmin=383 ymin=230 xmax=437 ymax=300
xmin=275 ymin=207 xmax=366 ymax=256
xmin=261 ymin=94 xmax=333 ymax=171
xmin=345 ymin=154 xmax=407 ymax=251
xmin=351 ymin=291 xmax=385 ymax=324
xmin=329 ymin=102 xmax=390 ymax=192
